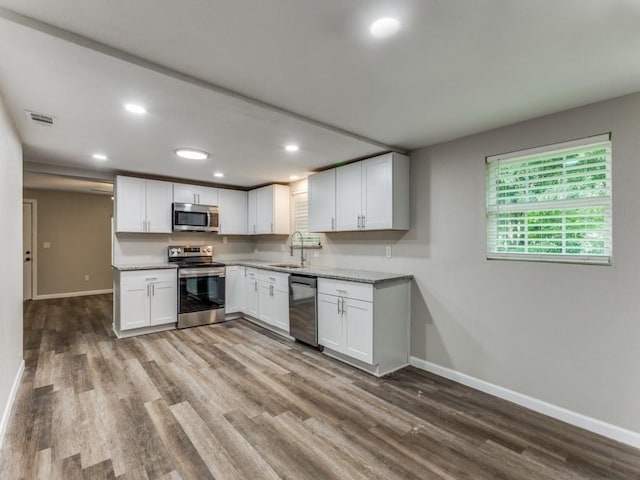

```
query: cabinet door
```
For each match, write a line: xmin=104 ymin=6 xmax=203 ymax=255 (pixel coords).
xmin=225 ymin=266 xmax=241 ymax=314
xmin=258 ymin=281 xmax=275 ymax=325
xmin=197 ymin=186 xmax=219 ymax=206
xmin=247 ymin=190 xmax=258 ymax=235
xmin=120 ymin=282 xmax=149 ymax=330
xmin=335 ymin=162 xmax=362 ymax=231
xmin=272 ymin=285 xmax=289 ymax=332
xmin=343 ymin=298 xmax=374 ymax=364
xmin=362 ymin=154 xmax=393 ymax=230
xmin=173 ymin=183 xmax=197 ymax=204
xmin=245 ymin=278 xmax=259 ymax=317
xmin=115 ymin=176 xmax=146 ymax=232
xmin=145 ymin=180 xmax=173 ymax=233
xmin=318 ymin=293 xmax=342 ymax=351
xmin=219 ymin=189 xmax=248 ymax=235
xmin=255 ymin=185 xmax=274 ymax=234
xmin=149 ymin=280 xmax=177 ymax=326
xmin=308 ymin=169 xmax=336 ymax=232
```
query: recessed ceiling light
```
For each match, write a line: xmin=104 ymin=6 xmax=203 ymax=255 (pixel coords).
xmin=213 ymin=172 xmax=224 ymax=178
xmin=289 ymin=175 xmax=299 ymax=180
xmin=285 ymin=144 xmax=299 ymax=152
xmin=124 ymin=103 xmax=146 ymax=114
xmin=175 ymin=148 xmax=209 ymax=160
xmin=370 ymin=17 xmax=400 ymax=38
xmin=92 ymin=153 xmax=108 ymax=160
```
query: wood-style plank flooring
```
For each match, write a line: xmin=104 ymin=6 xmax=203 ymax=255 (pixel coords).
xmin=1 ymin=294 xmax=639 ymax=479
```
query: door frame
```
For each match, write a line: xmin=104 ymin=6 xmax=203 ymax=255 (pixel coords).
xmin=23 ymin=199 xmax=38 ymax=300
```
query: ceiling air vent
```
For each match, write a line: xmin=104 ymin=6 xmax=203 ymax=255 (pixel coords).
xmin=25 ymin=110 xmax=56 ymax=127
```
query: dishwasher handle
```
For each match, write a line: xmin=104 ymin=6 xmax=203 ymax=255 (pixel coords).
xmin=289 ymin=275 xmax=317 ymax=288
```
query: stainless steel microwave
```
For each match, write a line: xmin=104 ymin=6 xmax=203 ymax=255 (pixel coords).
xmin=172 ymin=203 xmax=219 ymax=232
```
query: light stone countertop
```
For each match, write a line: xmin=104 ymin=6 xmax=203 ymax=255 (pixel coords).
xmin=221 ymin=259 xmax=412 ymax=285
xmin=112 ymin=264 xmax=178 ymax=271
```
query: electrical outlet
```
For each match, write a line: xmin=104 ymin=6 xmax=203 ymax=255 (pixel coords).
xmin=84 ymin=274 xmax=90 ymax=281
xmin=223 ymin=236 xmax=228 ymax=244
xmin=43 ymin=242 xmax=51 ymax=249
xmin=386 ymin=246 xmax=392 ymax=258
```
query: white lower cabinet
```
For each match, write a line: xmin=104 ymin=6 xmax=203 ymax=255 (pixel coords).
xmin=225 ymin=266 xmax=242 ymax=314
xmin=114 ymin=269 xmax=177 ymax=336
xmin=317 ymin=277 xmax=409 ymax=376
xmin=257 ymin=271 xmax=289 ymax=331
xmin=243 ymin=268 xmax=260 ymax=318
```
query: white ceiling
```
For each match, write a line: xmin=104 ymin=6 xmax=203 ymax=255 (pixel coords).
xmin=1 ymin=1 xmax=640 ymax=188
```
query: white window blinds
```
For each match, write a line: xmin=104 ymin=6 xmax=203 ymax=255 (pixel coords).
xmin=486 ymin=134 xmax=612 ymax=265
xmin=292 ymin=190 xmax=321 ymax=247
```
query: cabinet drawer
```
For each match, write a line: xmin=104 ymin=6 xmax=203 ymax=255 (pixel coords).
xmin=120 ymin=269 xmax=176 ymax=286
xmin=258 ymin=270 xmax=289 ymax=287
xmin=245 ymin=267 xmax=259 ymax=279
xmin=318 ymin=278 xmax=373 ymax=302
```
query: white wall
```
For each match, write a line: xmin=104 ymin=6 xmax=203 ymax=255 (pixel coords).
xmin=0 ymin=91 xmax=24 ymax=445
xmin=253 ymin=92 xmax=640 ymax=437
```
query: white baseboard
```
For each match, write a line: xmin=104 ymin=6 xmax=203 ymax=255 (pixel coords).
xmin=34 ymin=288 xmax=113 ymax=300
xmin=409 ymin=356 xmax=640 ymax=449
xmin=0 ymin=359 xmax=25 ymax=449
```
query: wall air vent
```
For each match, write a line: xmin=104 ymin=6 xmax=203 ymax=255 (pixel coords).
xmin=25 ymin=110 xmax=56 ymax=127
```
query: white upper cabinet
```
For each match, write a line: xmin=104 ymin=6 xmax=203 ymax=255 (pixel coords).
xmin=218 ymin=189 xmax=248 ymax=235
xmin=247 ymin=184 xmax=290 ymax=235
xmin=320 ymin=152 xmax=409 ymax=232
xmin=115 ymin=176 xmax=172 ymax=233
xmin=308 ymin=169 xmax=336 ymax=232
xmin=335 ymin=162 xmax=363 ymax=231
xmin=173 ymin=183 xmax=219 ymax=206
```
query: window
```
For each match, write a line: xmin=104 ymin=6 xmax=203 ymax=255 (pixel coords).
xmin=486 ymin=134 xmax=612 ymax=265
xmin=291 ymin=190 xmax=321 ymax=247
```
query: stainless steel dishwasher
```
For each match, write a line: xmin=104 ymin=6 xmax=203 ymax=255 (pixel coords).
xmin=289 ymin=275 xmax=319 ymax=347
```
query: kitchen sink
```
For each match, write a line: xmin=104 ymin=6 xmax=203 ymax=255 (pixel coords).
xmin=269 ymin=263 xmax=304 ymax=269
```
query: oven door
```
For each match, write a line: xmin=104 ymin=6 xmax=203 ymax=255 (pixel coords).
xmin=177 ymin=267 xmax=226 ymax=328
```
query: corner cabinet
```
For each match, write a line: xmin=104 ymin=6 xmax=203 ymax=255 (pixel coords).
xmin=113 ymin=268 xmax=177 ymax=337
xmin=115 ymin=176 xmax=173 ymax=233
xmin=247 ymin=184 xmax=290 ymax=235
xmin=308 ymin=152 xmax=410 ymax=232
xmin=317 ymin=277 xmax=410 ymax=377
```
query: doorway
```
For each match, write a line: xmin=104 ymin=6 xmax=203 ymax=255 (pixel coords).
xmin=23 ymin=199 xmax=37 ymax=300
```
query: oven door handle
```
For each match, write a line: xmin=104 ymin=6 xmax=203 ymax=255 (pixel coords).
xmin=179 ymin=270 xmax=225 ymax=278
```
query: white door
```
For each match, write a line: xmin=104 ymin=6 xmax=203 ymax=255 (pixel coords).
xmin=362 ymin=154 xmax=393 ymax=230
xmin=23 ymin=202 xmax=33 ymax=300
xmin=173 ymin=183 xmax=197 ymax=204
xmin=197 ymin=186 xmax=219 ymax=206
xmin=335 ymin=162 xmax=362 ymax=231
xmin=256 ymin=185 xmax=274 ymax=234
xmin=317 ymin=293 xmax=342 ymax=351
xmin=272 ymin=285 xmax=290 ymax=332
xmin=247 ymin=190 xmax=258 ymax=235
xmin=343 ymin=298 xmax=374 ymax=364
xmin=245 ymin=277 xmax=259 ymax=317
xmin=308 ymin=169 xmax=336 ymax=232
xmin=219 ymin=189 xmax=248 ymax=235
xmin=149 ymin=280 xmax=177 ymax=326
xmin=115 ymin=176 xmax=146 ymax=232
xmin=225 ymin=266 xmax=241 ymax=314
xmin=145 ymin=180 xmax=173 ymax=233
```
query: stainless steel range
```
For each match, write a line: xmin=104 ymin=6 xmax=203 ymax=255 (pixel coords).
xmin=168 ymin=245 xmax=226 ymax=328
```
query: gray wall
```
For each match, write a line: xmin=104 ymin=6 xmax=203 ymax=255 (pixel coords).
xmin=0 ymin=91 xmax=23 ymax=442
xmin=23 ymin=189 xmax=113 ymax=296
xmin=253 ymin=92 xmax=640 ymax=435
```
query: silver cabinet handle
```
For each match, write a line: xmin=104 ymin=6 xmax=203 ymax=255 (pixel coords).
xmin=337 ymin=298 xmax=340 ymax=314
xmin=331 ymin=217 xmax=335 ymax=230
xmin=269 ymin=284 xmax=274 ymax=296
xmin=271 ymin=223 xmax=273 ymax=233
xmin=146 ymin=284 xmax=150 ymax=297
xmin=357 ymin=215 xmax=360 ymax=228
xmin=253 ymin=225 xmax=256 ymax=234
xmin=336 ymin=289 xmax=348 ymax=294
xmin=152 ymin=283 xmax=155 ymax=296
xmin=362 ymin=215 xmax=365 ymax=229
xmin=341 ymin=298 xmax=345 ymax=314
xmin=147 ymin=220 xmax=151 ymax=232
xmin=254 ymin=281 xmax=257 ymax=292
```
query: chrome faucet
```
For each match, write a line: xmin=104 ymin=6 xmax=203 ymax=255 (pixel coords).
xmin=291 ymin=230 xmax=305 ymax=266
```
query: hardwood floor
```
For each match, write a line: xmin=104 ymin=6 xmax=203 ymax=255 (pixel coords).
xmin=1 ymin=295 xmax=639 ymax=479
